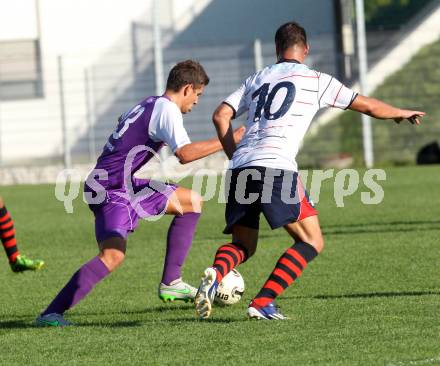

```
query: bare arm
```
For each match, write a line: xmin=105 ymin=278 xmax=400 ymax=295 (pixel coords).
xmin=212 ymin=103 xmax=239 ymax=159
xmin=174 ymin=121 xmax=244 ymax=164
xmin=174 ymin=138 xmax=222 ymax=164
xmin=349 ymin=95 xmax=425 ymax=125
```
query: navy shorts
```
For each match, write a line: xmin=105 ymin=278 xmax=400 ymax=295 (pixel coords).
xmin=223 ymin=166 xmax=317 ymax=234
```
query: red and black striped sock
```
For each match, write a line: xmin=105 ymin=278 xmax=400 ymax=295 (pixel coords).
xmin=251 ymin=242 xmax=318 ymax=308
xmin=212 ymin=243 xmax=247 ymax=282
xmin=0 ymin=206 xmax=20 ymax=263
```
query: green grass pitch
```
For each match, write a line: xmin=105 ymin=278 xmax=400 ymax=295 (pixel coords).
xmin=0 ymin=166 xmax=439 ymax=365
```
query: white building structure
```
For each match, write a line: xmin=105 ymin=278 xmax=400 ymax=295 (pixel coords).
xmin=0 ymin=0 xmax=339 ymax=168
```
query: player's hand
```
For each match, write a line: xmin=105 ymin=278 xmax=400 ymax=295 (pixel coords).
xmin=394 ymin=110 xmax=425 ymax=125
xmin=233 ymin=126 xmax=246 ymax=143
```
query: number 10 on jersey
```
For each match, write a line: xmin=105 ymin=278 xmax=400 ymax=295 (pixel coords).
xmin=251 ymin=81 xmax=296 ymax=122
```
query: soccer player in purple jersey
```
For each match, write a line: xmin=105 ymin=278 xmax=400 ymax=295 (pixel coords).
xmin=36 ymin=60 xmax=244 ymax=326
xmin=195 ymin=22 xmax=425 ymax=320
xmin=0 ymin=195 xmax=44 ymax=272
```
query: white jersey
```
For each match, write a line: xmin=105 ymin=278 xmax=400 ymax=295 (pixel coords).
xmin=224 ymin=60 xmax=357 ymax=171
xmin=149 ymin=96 xmax=191 ymax=152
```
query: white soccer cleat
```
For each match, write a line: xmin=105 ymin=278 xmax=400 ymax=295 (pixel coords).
xmin=194 ymin=267 xmax=218 ymax=319
xmin=158 ymin=278 xmax=197 ymax=302
xmin=247 ymin=301 xmax=288 ymax=320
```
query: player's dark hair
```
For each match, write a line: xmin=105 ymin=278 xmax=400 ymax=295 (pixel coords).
xmin=275 ymin=22 xmax=307 ymax=57
xmin=166 ymin=60 xmax=209 ymax=92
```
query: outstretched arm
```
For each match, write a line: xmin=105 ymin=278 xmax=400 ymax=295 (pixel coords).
xmin=349 ymin=95 xmax=425 ymax=125
xmin=174 ymin=138 xmax=222 ymax=164
xmin=174 ymin=123 xmax=244 ymax=164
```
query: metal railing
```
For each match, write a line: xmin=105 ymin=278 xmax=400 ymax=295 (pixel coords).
xmin=0 ymin=27 xmax=439 ymax=170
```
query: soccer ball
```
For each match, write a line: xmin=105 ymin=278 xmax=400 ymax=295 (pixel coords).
xmin=214 ymin=269 xmax=245 ymax=305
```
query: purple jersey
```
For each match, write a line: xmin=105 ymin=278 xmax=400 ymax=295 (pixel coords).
xmin=86 ymin=95 xmax=190 ymax=192
xmin=93 ymin=96 xmax=162 ymax=190
xmin=83 ymin=95 xmax=190 ymax=242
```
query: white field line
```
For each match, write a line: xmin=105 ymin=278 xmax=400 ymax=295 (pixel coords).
xmin=387 ymin=356 xmax=440 ymax=366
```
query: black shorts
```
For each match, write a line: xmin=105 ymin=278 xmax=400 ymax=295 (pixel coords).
xmin=223 ymin=166 xmax=317 ymax=234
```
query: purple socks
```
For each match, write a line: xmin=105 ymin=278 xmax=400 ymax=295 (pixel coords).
xmin=161 ymin=212 xmax=200 ymax=285
xmin=41 ymin=212 xmax=200 ymax=315
xmin=42 ymin=256 xmax=110 ymax=315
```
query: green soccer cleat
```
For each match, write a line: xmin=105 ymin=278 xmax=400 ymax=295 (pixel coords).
xmin=35 ymin=313 xmax=72 ymax=327
xmin=158 ymin=278 xmax=197 ymax=303
xmin=10 ymin=254 xmax=45 ymax=273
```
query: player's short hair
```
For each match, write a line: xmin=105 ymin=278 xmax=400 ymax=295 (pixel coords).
xmin=166 ymin=60 xmax=209 ymax=92
xmin=275 ymin=22 xmax=307 ymax=55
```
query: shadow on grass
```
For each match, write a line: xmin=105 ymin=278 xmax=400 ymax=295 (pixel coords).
xmin=73 ymin=317 xmax=243 ymax=326
xmin=0 ymin=305 xmax=196 ymax=329
xmin=321 ymin=226 xmax=440 ymax=236
xmin=74 ymin=303 xmax=194 ymax=317
xmin=323 ymin=219 xmax=440 ymax=229
xmin=301 ymin=290 xmax=440 ymax=300
xmin=161 ymin=317 xmax=246 ymax=324
xmin=0 ymin=320 xmax=36 ymax=329
xmin=0 ymin=319 xmax=145 ymax=329
xmin=0 ymin=317 xmax=244 ymax=329
xmin=257 ymin=219 xmax=440 ymax=238
xmin=74 ymin=320 xmax=143 ymax=327
xmin=74 ymin=305 xmax=245 ymax=324
xmin=197 ymin=219 xmax=440 ymax=241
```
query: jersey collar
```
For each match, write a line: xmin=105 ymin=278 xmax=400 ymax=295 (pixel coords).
xmin=276 ymin=58 xmax=301 ymax=64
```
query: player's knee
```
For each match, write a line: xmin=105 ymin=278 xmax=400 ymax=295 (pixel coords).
xmin=100 ymin=249 xmax=125 ymax=271
xmin=232 ymin=239 xmax=257 ymax=259
xmin=107 ymin=251 xmax=125 ymax=271
xmin=293 ymin=228 xmax=324 ymax=254
xmin=190 ymin=191 xmax=203 ymax=213
xmin=307 ymin=235 xmax=324 ymax=254
xmin=246 ymin=245 xmax=257 ymax=258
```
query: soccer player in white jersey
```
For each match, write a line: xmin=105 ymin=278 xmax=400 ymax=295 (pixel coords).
xmin=195 ymin=22 xmax=425 ymax=320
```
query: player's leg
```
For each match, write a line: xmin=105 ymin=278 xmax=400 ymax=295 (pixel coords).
xmin=36 ymin=197 xmax=132 ymax=326
xmin=0 ymin=196 xmax=44 ymax=272
xmin=209 ymin=168 xmax=262 ymax=283
xmin=36 ymin=237 xmax=126 ymax=326
xmin=195 ymin=168 xmax=262 ymax=319
xmin=0 ymin=196 xmax=19 ymax=263
xmin=248 ymin=169 xmax=322 ymax=320
xmin=211 ymin=225 xmax=257 ymax=283
xmin=157 ymin=187 xmax=202 ymax=302
xmin=195 ymin=224 xmax=258 ymax=319
xmin=98 ymin=236 xmax=127 ymax=271
xmin=248 ymin=217 xmax=323 ymax=320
